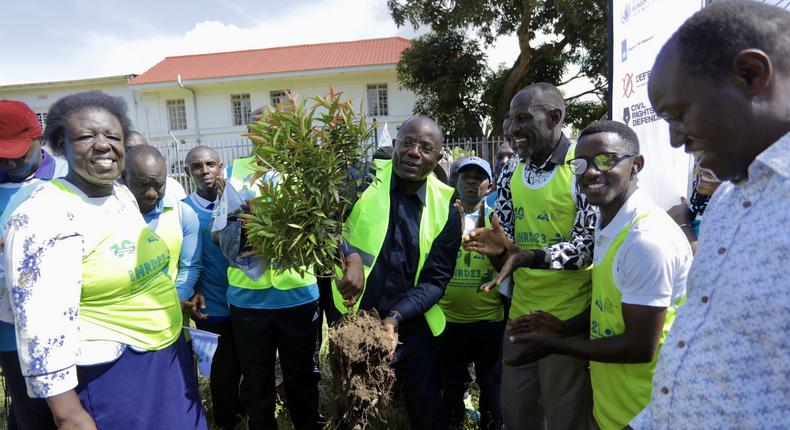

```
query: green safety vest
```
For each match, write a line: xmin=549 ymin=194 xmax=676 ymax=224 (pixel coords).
xmin=52 ymin=180 xmax=182 ymax=350
xmin=226 ymin=157 xmax=317 ymax=290
xmin=153 ymin=204 xmax=183 ymax=281
xmin=510 ymin=145 xmax=592 ymax=320
xmin=151 ymin=202 xmax=192 ymax=339
xmin=589 ymin=212 xmax=684 ymax=430
xmin=331 ymin=159 xmax=454 ymax=336
xmin=439 ymin=204 xmax=503 ymax=323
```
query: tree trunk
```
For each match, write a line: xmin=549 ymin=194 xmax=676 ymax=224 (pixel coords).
xmin=493 ymin=0 xmax=534 ymax=136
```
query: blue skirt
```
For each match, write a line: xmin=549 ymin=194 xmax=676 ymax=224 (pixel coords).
xmin=75 ymin=336 xmax=208 ymax=429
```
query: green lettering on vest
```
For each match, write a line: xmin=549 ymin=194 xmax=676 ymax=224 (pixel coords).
xmin=589 ymin=212 xmax=684 ymax=430
xmin=440 ymin=205 xmax=503 ymax=323
xmin=509 ymin=145 xmax=592 ymax=321
xmin=49 ymin=179 xmax=182 ymax=351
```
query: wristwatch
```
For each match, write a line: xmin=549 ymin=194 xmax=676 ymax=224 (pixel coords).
xmin=386 ymin=310 xmax=402 ymax=324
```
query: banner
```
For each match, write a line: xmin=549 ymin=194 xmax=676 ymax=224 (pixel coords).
xmin=610 ymin=0 xmax=705 ymax=209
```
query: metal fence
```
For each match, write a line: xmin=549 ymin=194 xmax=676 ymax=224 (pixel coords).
xmin=152 ymin=136 xmax=505 ymax=194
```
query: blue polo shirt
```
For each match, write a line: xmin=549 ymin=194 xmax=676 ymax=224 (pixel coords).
xmin=183 ymin=192 xmax=232 ymax=319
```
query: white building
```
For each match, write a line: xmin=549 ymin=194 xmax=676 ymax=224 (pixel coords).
xmin=0 ymin=38 xmax=417 ymax=185
xmin=130 ymin=37 xmax=416 ymax=147
xmin=0 ymin=74 xmax=137 ymax=131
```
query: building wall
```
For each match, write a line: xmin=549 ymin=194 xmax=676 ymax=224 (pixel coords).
xmin=131 ymin=67 xmax=415 ymax=146
xmin=0 ymin=78 xmax=136 ymax=130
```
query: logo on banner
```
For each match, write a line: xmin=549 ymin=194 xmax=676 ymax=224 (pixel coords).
xmin=621 ymin=0 xmax=656 ymax=23
xmin=623 ymin=73 xmax=635 ymax=98
xmin=621 ymin=4 xmax=632 ymax=23
xmin=626 ymin=102 xmax=660 ymax=127
xmin=621 ymin=36 xmax=654 ymax=62
xmin=621 ymin=39 xmax=628 ymax=62
xmin=622 ymin=70 xmax=650 ymax=98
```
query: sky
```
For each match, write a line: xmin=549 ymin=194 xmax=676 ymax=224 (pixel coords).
xmin=0 ymin=0 xmax=521 ymax=86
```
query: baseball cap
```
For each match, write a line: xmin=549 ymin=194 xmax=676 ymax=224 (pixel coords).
xmin=456 ymin=156 xmax=493 ymax=181
xmin=0 ymin=100 xmax=43 ymax=158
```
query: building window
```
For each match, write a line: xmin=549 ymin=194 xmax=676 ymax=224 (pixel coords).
xmin=269 ymin=90 xmax=291 ymax=110
xmin=36 ymin=112 xmax=47 ymax=129
xmin=231 ymin=94 xmax=252 ymax=126
xmin=166 ymin=99 xmax=187 ymax=130
xmin=367 ymin=83 xmax=388 ymax=117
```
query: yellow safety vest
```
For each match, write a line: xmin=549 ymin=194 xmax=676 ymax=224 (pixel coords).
xmin=589 ymin=212 xmax=684 ymax=430
xmin=510 ymin=145 xmax=592 ymax=320
xmin=330 ymin=159 xmax=454 ymax=336
xmin=151 ymin=203 xmax=183 ymax=281
xmin=226 ymin=157 xmax=317 ymax=290
xmin=52 ymin=180 xmax=182 ymax=350
xmin=439 ymin=204 xmax=503 ymax=323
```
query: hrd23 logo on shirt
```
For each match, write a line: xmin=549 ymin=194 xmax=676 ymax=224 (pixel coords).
xmin=594 ymin=297 xmax=617 ymax=314
xmin=514 ymin=231 xmax=568 ymax=247
xmin=127 ymin=253 xmax=170 ymax=287
xmin=110 ymin=240 xmax=136 ymax=257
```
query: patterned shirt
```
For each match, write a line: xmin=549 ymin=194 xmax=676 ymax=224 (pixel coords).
xmin=1 ymin=182 xmax=142 ymax=398
xmin=630 ymin=132 xmax=790 ymax=429
xmin=494 ymin=135 xmax=597 ymax=270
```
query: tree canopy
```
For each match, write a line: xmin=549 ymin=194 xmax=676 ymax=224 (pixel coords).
xmin=396 ymin=31 xmax=488 ymax=137
xmin=389 ymin=0 xmax=608 ymax=134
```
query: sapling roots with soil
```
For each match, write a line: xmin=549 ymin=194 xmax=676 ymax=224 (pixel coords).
xmin=328 ymin=310 xmax=396 ymax=429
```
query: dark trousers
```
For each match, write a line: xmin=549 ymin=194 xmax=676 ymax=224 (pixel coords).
xmin=437 ymin=320 xmax=504 ymax=430
xmin=195 ymin=319 xmax=243 ymax=430
xmin=0 ymin=351 xmax=57 ymax=430
xmin=392 ymin=318 xmax=442 ymax=430
xmin=231 ymin=302 xmax=322 ymax=430
xmin=315 ymin=276 xmax=333 ymax=371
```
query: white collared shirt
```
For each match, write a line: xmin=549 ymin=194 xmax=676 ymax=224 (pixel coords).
xmin=631 ymin=132 xmax=790 ymax=429
xmin=593 ymin=189 xmax=691 ymax=307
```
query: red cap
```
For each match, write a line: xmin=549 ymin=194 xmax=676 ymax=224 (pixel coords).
xmin=0 ymin=100 xmax=43 ymax=158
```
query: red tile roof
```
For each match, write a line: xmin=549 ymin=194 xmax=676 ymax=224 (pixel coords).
xmin=131 ymin=37 xmax=411 ymax=85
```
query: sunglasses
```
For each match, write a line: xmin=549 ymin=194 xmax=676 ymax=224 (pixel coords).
xmin=566 ymin=152 xmax=636 ymax=175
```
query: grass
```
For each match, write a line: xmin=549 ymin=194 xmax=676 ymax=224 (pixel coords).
xmin=1 ymin=377 xmax=7 ymax=430
xmin=0 ymin=324 xmax=485 ymax=430
xmin=198 ymin=323 xmax=483 ymax=430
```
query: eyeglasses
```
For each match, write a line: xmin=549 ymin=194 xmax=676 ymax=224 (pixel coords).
xmin=393 ymin=138 xmax=437 ymax=156
xmin=566 ymin=152 xmax=636 ymax=175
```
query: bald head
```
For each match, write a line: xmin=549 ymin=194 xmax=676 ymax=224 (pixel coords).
xmin=648 ymin=1 xmax=790 ymax=184
xmin=185 ymin=145 xmax=219 ymax=165
xmin=669 ymin=0 xmax=790 ymax=79
xmin=124 ymin=145 xmax=167 ymax=214
xmin=126 ymin=145 xmax=165 ymax=170
xmin=398 ymin=116 xmax=444 ymax=144
xmin=513 ymin=83 xmax=566 ymax=121
xmin=125 ymin=130 xmax=148 ymax=150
